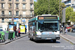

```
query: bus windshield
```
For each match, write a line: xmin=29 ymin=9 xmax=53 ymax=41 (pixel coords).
xmin=38 ymin=21 xmax=59 ymax=31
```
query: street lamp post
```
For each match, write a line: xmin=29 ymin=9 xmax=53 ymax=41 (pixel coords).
xmin=20 ymin=15 xmax=22 ymax=24
xmin=59 ymin=0 xmax=60 ymax=18
xmin=48 ymin=0 xmax=50 ymax=14
xmin=12 ymin=0 xmax=14 ymax=24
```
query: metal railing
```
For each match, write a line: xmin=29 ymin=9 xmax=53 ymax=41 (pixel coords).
xmin=30 ymin=8 xmax=34 ymax=10
xmin=9 ymin=7 xmax=12 ymax=9
xmin=0 ymin=14 xmax=34 ymax=17
xmin=1 ymin=7 xmax=4 ymax=9
xmin=1 ymin=0 xmax=4 ymax=1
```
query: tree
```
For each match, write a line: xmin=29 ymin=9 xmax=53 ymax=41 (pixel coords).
xmin=34 ymin=0 xmax=61 ymax=16
xmin=66 ymin=6 xmax=73 ymax=22
xmin=60 ymin=3 xmax=66 ymax=22
xmin=70 ymin=12 xmax=75 ymax=23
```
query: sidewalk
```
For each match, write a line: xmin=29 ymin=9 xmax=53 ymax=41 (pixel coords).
xmin=60 ymin=33 xmax=75 ymax=45
xmin=0 ymin=34 xmax=27 ymax=45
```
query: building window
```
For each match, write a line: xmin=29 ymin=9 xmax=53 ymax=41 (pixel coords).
xmin=2 ymin=18 xmax=4 ymax=23
xmin=16 ymin=11 xmax=19 ymax=16
xmin=23 ymin=0 xmax=26 ymax=1
xmin=9 ymin=11 xmax=12 ymax=16
xmin=66 ymin=5 xmax=70 ymax=8
xmin=74 ymin=0 xmax=75 ymax=3
xmin=16 ymin=4 xmax=19 ymax=9
xmin=23 ymin=4 xmax=26 ymax=9
xmin=64 ymin=0 xmax=71 ymax=4
xmin=30 ymin=0 xmax=32 ymax=2
xmin=30 ymin=11 xmax=32 ymax=16
xmin=9 ymin=0 xmax=11 ymax=1
xmin=2 ymin=11 xmax=4 ymax=16
xmin=8 ymin=3 xmax=12 ymax=9
xmin=23 ymin=11 xmax=26 ymax=16
xmin=30 ymin=4 xmax=33 ymax=9
xmin=1 ymin=0 xmax=4 ymax=1
xmin=16 ymin=0 xmax=19 ymax=1
xmin=1 ymin=3 xmax=4 ymax=9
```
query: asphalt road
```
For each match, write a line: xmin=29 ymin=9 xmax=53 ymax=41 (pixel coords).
xmin=0 ymin=36 xmax=75 ymax=50
xmin=67 ymin=32 xmax=75 ymax=37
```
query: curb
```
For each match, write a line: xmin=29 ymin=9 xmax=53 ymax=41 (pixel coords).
xmin=0 ymin=34 xmax=27 ymax=45
xmin=60 ymin=34 xmax=75 ymax=45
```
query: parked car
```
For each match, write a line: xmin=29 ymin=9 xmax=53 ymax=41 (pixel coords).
xmin=72 ymin=26 xmax=75 ymax=32
xmin=0 ymin=29 xmax=3 ymax=31
xmin=66 ymin=27 xmax=72 ymax=32
xmin=72 ymin=28 xmax=75 ymax=32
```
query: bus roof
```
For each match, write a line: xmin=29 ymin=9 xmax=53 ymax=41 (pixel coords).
xmin=29 ymin=15 xmax=59 ymax=22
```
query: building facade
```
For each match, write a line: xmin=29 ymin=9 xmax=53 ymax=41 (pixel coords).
xmin=0 ymin=0 xmax=34 ymax=32
xmin=62 ymin=0 xmax=75 ymax=11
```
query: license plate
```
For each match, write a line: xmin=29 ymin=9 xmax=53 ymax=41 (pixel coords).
xmin=46 ymin=38 xmax=51 ymax=39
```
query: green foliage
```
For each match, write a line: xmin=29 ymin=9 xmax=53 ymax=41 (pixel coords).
xmin=70 ymin=12 xmax=75 ymax=22
xmin=60 ymin=3 xmax=66 ymax=22
xmin=34 ymin=0 xmax=61 ymax=16
xmin=66 ymin=6 xmax=73 ymax=22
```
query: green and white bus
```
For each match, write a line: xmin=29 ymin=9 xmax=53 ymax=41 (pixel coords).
xmin=28 ymin=14 xmax=60 ymax=42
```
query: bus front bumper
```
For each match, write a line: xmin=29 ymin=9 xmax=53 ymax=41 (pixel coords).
xmin=35 ymin=35 xmax=60 ymax=40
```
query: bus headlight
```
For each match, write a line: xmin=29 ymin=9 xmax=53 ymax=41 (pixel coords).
xmin=36 ymin=31 xmax=41 ymax=35
xmin=54 ymin=31 xmax=60 ymax=34
xmin=54 ymin=31 xmax=60 ymax=37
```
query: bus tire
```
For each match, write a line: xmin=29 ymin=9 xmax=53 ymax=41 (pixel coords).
xmin=30 ymin=38 xmax=33 ymax=41
xmin=28 ymin=33 xmax=30 ymax=38
xmin=53 ymin=40 xmax=56 ymax=43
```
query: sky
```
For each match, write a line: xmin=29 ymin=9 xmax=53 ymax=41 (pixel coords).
xmin=34 ymin=0 xmax=37 ymax=2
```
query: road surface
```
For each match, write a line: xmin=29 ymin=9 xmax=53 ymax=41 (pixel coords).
xmin=0 ymin=36 xmax=75 ymax=50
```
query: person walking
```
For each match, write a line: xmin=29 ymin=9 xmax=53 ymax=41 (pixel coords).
xmin=25 ymin=27 xmax=27 ymax=34
xmin=65 ymin=28 xmax=68 ymax=34
xmin=18 ymin=28 xmax=20 ymax=37
xmin=14 ymin=26 xmax=17 ymax=38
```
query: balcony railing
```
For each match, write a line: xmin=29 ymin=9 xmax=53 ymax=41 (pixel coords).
xmin=1 ymin=7 xmax=4 ymax=9
xmin=22 ymin=1 xmax=26 ymax=3
xmin=9 ymin=7 xmax=12 ymax=9
xmin=0 ymin=0 xmax=5 ymax=3
xmin=1 ymin=0 xmax=4 ymax=1
xmin=1 ymin=14 xmax=5 ymax=16
xmin=26 ymin=14 xmax=34 ymax=17
xmin=16 ymin=7 xmax=19 ymax=9
xmin=0 ymin=14 xmax=34 ymax=18
xmin=22 ymin=7 xmax=26 ymax=9
xmin=30 ymin=0 xmax=33 ymax=3
xmin=15 ymin=1 xmax=19 ymax=3
xmin=22 ymin=15 xmax=26 ymax=17
xmin=8 ymin=1 xmax=12 ymax=3
xmin=30 ymin=8 xmax=34 ymax=10
xmin=9 ymin=0 xmax=11 ymax=1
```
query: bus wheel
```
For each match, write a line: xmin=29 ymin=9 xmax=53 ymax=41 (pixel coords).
xmin=53 ymin=40 xmax=56 ymax=43
xmin=30 ymin=38 xmax=33 ymax=41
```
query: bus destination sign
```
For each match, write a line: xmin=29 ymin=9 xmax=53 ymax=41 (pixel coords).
xmin=38 ymin=17 xmax=44 ymax=20
xmin=38 ymin=16 xmax=57 ymax=20
xmin=44 ymin=17 xmax=57 ymax=19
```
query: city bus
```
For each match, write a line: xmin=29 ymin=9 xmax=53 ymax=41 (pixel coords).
xmin=28 ymin=14 xmax=60 ymax=42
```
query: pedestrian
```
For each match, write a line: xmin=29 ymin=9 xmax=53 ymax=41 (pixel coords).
xmin=25 ymin=27 xmax=27 ymax=34
xmin=60 ymin=27 xmax=62 ymax=33
xmin=65 ymin=28 xmax=68 ymax=34
xmin=14 ymin=26 xmax=17 ymax=38
xmin=18 ymin=28 xmax=20 ymax=37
